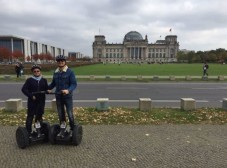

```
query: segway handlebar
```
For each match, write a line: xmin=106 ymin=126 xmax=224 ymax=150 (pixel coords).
xmin=31 ymin=91 xmax=62 ymax=95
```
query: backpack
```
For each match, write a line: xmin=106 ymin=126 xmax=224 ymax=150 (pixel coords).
xmin=205 ymin=64 xmax=209 ymax=69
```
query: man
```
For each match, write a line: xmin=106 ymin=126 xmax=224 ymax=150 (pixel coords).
xmin=21 ymin=65 xmax=48 ymax=136
xmin=48 ymin=55 xmax=77 ymax=136
xmin=203 ymin=62 xmax=209 ymax=77
xmin=15 ymin=62 xmax=21 ymax=78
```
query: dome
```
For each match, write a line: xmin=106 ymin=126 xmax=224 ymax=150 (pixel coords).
xmin=124 ymin=31 xmax=143 ymax=41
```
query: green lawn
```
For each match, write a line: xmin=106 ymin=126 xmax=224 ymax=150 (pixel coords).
xmin=62 ymin=63 xmax=227 ymax=76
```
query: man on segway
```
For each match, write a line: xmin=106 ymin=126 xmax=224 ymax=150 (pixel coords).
xmin=21 ymin=65 xmax=48 ymax=137
xmin=47 ymin=55 xmax=77 ymax=138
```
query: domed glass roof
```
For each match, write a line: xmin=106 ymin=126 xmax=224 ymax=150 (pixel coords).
xmin=124 ymin=31 xmax=143 ymax=41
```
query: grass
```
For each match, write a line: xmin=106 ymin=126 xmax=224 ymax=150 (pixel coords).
xmin=1 ymin=107 xmax=227 ymax=126
xmin=60 ymin=63 xmax=227 ymax=76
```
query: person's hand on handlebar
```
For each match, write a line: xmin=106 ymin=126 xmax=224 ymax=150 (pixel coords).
xmin=61 ymin=89 xmax=69 ymax=95
xmin=46 ymin=90 xmax=52 ymax=94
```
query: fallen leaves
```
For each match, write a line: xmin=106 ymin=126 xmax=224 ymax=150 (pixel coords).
xmin=0 ymin=107 xmax=227 ymax=126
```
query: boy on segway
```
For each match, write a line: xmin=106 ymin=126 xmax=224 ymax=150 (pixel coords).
xmin=16 ymin=65 xmax=49 ymax=149
xmin=47 ymin=55 xmax=82 ymax=144
xmin=21 ymin=65 xmax=48 ymax=138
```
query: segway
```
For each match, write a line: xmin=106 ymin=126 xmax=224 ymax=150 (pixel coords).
xmin=16 ymin=121 xmax=50 ymax=149
xmin=31 ymin=91 xmax=83 ymax=146
xmin=49 ymin=122 xmax=82 ymax=146
xmin=16 ymin=91 xmax=50 ymax=149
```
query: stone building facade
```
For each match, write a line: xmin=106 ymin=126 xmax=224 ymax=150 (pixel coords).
xmin=92 ymin=31 xmax=179 ymax=63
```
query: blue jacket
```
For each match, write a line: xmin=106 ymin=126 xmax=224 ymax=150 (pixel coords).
xmin=48 ymin=67 xmax=77 ymax=98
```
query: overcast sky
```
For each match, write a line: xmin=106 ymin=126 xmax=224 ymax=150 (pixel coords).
xmin=1 ymin=0 xmax=227 ymax=56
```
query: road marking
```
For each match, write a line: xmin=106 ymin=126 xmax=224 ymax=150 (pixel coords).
xmin=192 ymin=87 xmax=227 ymax=90
xmin=106 ymin=87 xmax=148 ymax=90
xmin=0 ymin=100 xmax=209 ymax=103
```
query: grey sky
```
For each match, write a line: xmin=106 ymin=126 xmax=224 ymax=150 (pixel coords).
xmin=1 ymin=0 xmax=227 ymax=56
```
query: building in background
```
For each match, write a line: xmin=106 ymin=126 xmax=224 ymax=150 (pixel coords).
xmin=0 ymin=35 xmax=68 ymax=62
xmin=68 ymin=52 xmax=84 ymax=60
xmin=92 ymin=31 xmax=179 ymax=63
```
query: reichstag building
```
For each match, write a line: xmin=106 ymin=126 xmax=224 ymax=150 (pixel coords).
xmin=93 ymin=31 xmax=179 ymax=63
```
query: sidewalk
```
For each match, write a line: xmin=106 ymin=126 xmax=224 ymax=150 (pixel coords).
xmin=0 ymin=125 xmax=226 ymax=168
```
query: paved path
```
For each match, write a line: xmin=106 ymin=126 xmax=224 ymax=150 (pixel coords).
xmin=0 ymin=125 xmax=227 ymax=168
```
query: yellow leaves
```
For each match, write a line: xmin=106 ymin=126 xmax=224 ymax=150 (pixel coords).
xmin=0 ymin=107 xmax=227 ymax=126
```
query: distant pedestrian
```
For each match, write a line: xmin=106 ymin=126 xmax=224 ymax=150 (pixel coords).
xmin=20 ymin=62 xmax=24 ymax=75
xmin=15 ymin=62 xmax=21 ymax=78
xmin=203 ymin=63 xmax=209 ymax=77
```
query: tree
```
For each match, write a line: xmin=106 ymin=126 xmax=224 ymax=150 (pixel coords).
xmin=177 ymin=51 xmax=187 ymax=62
xmin=12 ymin=50 xmax=24 ymax=61
xmin=187 ymin=51 xmax=196 ymax=63
xmin=32 ymin=54 xmax=39 ymax=61
xmin=26 ymin=56 xmax=31 ymax=62
xmin=0 ymin=47 xmax=11 ymax=62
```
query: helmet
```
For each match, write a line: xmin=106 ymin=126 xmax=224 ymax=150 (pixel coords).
xmin=31 ymin=64 xmax=41 ymax=71
xmin=56 ymin=55 xmax=67 ymax=61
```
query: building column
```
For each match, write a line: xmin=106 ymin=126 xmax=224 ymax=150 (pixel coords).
xmin=11 ymin=38 xmax=14 ymax=62
xmin=133 ymin=47 xmax=135 ymax=59
xmin=137 ymin=47 xmax=139 ymax=60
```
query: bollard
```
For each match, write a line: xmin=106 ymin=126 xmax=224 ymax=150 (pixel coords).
xmin=222 ymin=98 xmax=227 ymax=110
xmin=5 ymin=98 xmax=23 ymax=112
xmin=139 ymin=98 xmax=152 ymax=111
xmin=137 ymin=75 xmax=142 ymax=80
xmin=96 ymin=98 xmax=109 ymax=111
xmin=185 ymin=76 xmax=192 ymax=81
xmin=51 ymin=99 xmax=57 ymax=112
xmin=90 ymin=75 xmax=95 ymax=80
xmin=169 ymin=76 xmax=175 ymax=81
xmin=153 ymin=76 xmax=159 ymax=81
xmin=218 ymin=75 xmax=224 ymax=81
xmin=181 ymin=98 xmax=196 ymax=111
xmin=121 ymin=76 xmax=126 ymax=81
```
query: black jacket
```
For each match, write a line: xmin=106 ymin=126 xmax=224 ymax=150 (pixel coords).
xmin=22 ymin=77 xmax=48 ymax=102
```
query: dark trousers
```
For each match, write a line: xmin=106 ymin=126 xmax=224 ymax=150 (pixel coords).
xmin=26 ymin=101 xmax=45 ymax=133
xmin=56 ymin=96 xmax=75 ymax=130
xmin=203 ymin=70 xmax=208 ymax=76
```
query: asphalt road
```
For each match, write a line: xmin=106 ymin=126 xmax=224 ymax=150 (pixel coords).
xmin=1 ymin=82 xmax=227 ymax=108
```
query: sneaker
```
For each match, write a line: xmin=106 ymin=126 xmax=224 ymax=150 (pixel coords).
xmin=57 ymin=128 xmax=65 ymax=138
xmin=35 ymin=122 xmax=41 ymax=129
xmin=28 ymin=132 xmax=33 ymax=139
xmin=69 ymin=130 xmax=73 ymax=136
xmin=60 ymin=122 xmax=66 ymax=129
xmin=36 ymin=128 xmax=41 ymax=138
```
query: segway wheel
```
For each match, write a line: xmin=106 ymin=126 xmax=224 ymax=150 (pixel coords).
xmin=16 ymin=127 xmax=29 ymax=149
xmin=49 ymin=124 xmax=60 ymax=145
xmin=72 ymin=125 xmax=83 ymax=146
xmin=41 ymin=121 xmax=50 ymax=142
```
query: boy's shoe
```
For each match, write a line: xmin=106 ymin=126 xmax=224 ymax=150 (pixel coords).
xmin=69 ymin=130 xmax=73 ymax=137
